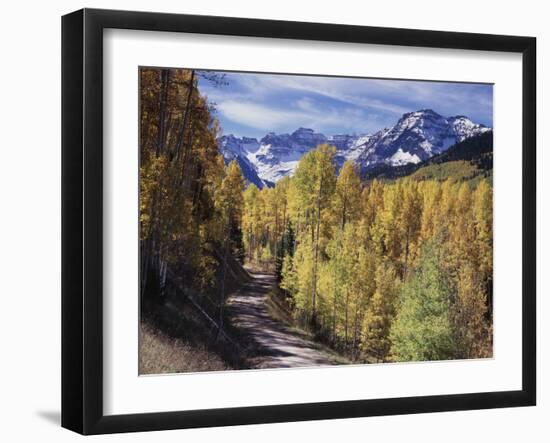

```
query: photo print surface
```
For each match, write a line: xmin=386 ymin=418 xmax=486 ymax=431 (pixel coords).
xmin=139 ymin=68 xmax=493 ymax=375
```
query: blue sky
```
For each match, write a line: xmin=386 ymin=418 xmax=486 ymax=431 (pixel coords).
xmin=197 ymin=70 xmax=493 ymax=139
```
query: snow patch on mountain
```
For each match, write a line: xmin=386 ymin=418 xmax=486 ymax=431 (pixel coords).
xmin=448 ymin=115 xmax=491 ymax=142
xmin=389 ymin=148 xmax=421 ymax=166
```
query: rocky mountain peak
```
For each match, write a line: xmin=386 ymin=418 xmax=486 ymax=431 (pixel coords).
xmin=218 ymin=109 xmax=491 ymax=186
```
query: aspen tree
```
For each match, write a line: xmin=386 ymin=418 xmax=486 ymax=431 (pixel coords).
xmin=362 ymin=262 xmax=399 ymax=362
xmin=292 ymin=145 xmax=337 ymax=323
xmin=390 ymin=241 xmax=456 ymax=362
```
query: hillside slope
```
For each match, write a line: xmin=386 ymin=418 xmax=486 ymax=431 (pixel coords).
xmin=140 ymin=251 xmax=252 ymax=374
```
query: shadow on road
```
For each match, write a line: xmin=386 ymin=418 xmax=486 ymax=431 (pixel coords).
xmin=228 ymin=271 xmax=343 ymax=369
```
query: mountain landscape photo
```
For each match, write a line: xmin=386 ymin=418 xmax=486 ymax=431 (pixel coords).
xmin=139 ymin=67 xmax=494 ymax=374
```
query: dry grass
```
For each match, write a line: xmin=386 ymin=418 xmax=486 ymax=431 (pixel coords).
xmin=139 ymin=322 xmax=230 ymax=375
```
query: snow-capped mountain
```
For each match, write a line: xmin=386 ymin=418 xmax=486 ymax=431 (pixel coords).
xmin=356 ymin=109 xmax=490 ymax=169
xmin=219 ymin=128 xmax=372 ymax=185
xmin=248 ymin=128 xmax=325 ymax=183
xmin=218 ymin=109 xmax=490 ymax=186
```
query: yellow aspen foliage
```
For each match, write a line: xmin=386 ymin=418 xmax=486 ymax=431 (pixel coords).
xmin=399 ymin=180 xmax=423 ymax=275
xmin=419 ymin=180 xmax=442 ymax=243
xmin=215 ymin=160 xmax=245 ymax=247
xmin=473 ymin=179 xmax=493 ymax=284
xmin=334 ymin=161 xmax=363 ymax=229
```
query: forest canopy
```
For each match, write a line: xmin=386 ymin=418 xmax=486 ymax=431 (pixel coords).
xmin=243 ymin=155 xmax=493 ymax=362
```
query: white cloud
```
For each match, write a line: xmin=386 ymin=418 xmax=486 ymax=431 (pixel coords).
xmin=229 ymin=73 xmax=492 ymax=122
xmin=217 ymin=99 xmax=373 ymax=134
xmin=234 ymin=73 xmax=411 ymax=115
xmin=217 ymin=100 xmax=305 ymax=130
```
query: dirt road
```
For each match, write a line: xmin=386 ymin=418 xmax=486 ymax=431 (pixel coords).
xmin=227 ymin=271 xmax=345 ymax=369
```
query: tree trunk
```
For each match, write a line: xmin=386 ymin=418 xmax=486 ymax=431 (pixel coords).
xmin=274 ymin=203 xmax=279 ymax=261
xmin=281 ymin=200 xmax=287 ymax=253
xmin=140 ymin=240 xmax=151 ymax=299
xmin=332 ymin=291 xmax=337 ymax=343
xmin=312 ymin=210 xmax=321 ymax=323
xmin=159 ymin=260 xmax=168 ymax=298
xmin=312 ymin=177 xmax=323 ymax=324
xmin=181 ymin=121 xmax=196 ymax=189
xmin=341 ymin=196 xmax=347 ymax=230
xmin=155 ymin=69 xmax=170 ymax=157
xmin=352 ymin=304 xmax=360 ymax=360
xmin=174 ymin=70 xmax=195 ymax=162
xmin=403 ymin=226 xmax=411 ymax=279
xmin=218 ymin=238 xmax=229 ymax=339
xmin=345 ymin=289 xmax=349 ymax=349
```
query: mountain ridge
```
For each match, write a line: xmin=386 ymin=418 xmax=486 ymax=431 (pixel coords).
xmin=218 ymin=109 xmax=490 ymax=187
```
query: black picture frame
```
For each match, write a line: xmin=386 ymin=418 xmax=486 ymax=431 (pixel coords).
xmin=61 ymin=8 xmax=536 ymax=435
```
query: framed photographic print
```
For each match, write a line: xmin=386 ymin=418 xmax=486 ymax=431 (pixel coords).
xmin=61 ymin=8 xmax=536 ymax=435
